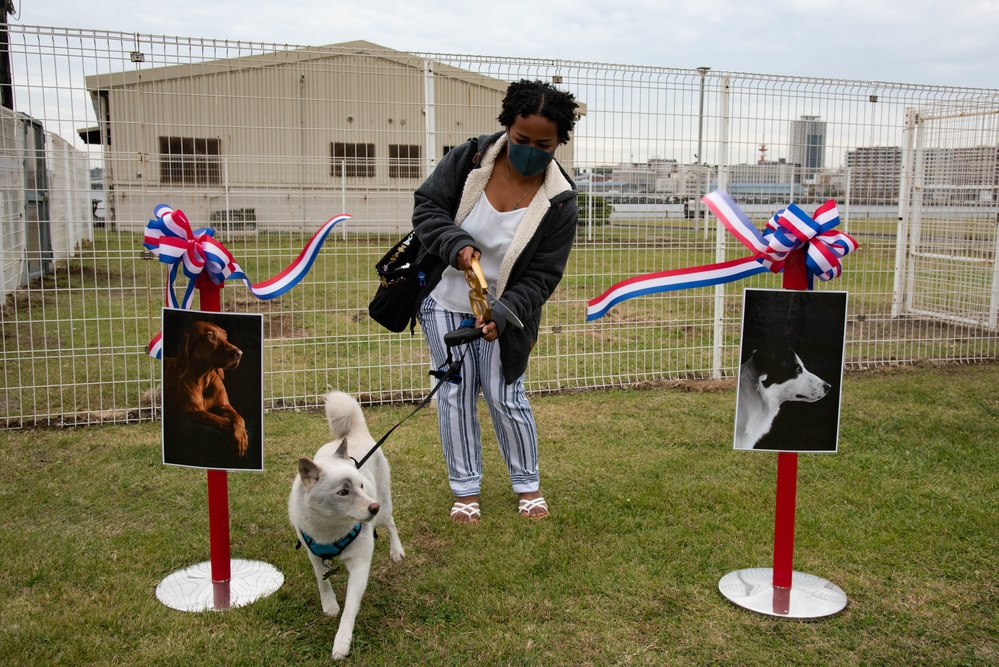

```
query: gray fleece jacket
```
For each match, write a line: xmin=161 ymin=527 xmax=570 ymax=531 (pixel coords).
xmin=412 ymin=130 xmax=578 ymax=383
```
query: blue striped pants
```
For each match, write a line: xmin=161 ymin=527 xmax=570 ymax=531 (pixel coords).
xmin=418 ymin=295 xmax=540 ymax=497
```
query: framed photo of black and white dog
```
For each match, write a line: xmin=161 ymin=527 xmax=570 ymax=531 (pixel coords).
xmin=161 ymin=308 xmax=264 ymax=471
xmin=734 ymin=288 xmax=848 ymax=453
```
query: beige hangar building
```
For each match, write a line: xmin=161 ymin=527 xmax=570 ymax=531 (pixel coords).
xmin=82 ymin=40 xmax=581 ymax=235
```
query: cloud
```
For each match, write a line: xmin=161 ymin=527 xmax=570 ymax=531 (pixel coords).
xmin=15 ymin=0 xmax=999 ymax=87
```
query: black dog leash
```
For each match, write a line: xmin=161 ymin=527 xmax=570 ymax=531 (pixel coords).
xmin=352 ymin=345 xmax=467 ymax=470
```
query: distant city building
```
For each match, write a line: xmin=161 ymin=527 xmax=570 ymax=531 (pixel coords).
xmin=671 ymin=163 xmax=711 ymax=200
xmin=813 ymin=168 xmax=848 ymax=199
xmin=789 ymin=115 xmax=827 ymax=179
xmin=726 ymin=161 xmax=798 ymax=201
xmin=580 ymin=139 xmax=997 ymax=210
xmin=611 ymin=163 xmax=656 ymax=191
xmin=845 ymin=146 xmax=902 ymax=204
xmin=922 ymin=146 xmax=999 ymax=202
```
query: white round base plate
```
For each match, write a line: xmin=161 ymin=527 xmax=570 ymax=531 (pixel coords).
xmin=718 ymin=568 xmax=847 ymax=619
xmin=156 ymin=559 xmax=284 ymax=612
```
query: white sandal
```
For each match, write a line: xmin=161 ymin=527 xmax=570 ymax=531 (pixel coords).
xmin=449 ymin=501 xmax=480 ymax=523
xmin=518 ymin=497 xmax=549 ymax=519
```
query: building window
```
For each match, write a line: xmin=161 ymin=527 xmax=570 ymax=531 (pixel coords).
xmin=159 ymin=137 xmax=221 ymax=185
xmin=389 ymin=144 xmax=422 ymax=179
xmin=331 ymin=142 xmax=375 ymax=178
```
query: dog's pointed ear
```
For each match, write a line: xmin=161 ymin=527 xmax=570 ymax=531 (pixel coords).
xmin=298 ymin=457 xmax=321 ymax=489
xmin=334 ymin=438 xmax=350 ymax=460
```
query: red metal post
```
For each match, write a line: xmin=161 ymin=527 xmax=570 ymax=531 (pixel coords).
xmin=773 ymin=247 xmax=808 ymax=595
xmin=207 ymin=468 xmax=231 ymax=608
xmin=195 ymin=273 xmax=231 ymax=608
xmin=772 ymin=451 xmax=798 ymax=613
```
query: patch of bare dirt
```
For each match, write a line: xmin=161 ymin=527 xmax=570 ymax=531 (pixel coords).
xmin=2 ymin=290 xmax=55 ymax=317
xmin=848 ymin=315 xmax=986 ymax=340
xmin=668 ymin=378 xmax=737 ymax=392
xmin=264 ymin=313 xmax=307 ymax=339
xmin=51 ymin=262 xmax=110 ymax=282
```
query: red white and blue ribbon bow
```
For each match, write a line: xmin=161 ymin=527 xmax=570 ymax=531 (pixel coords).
xmin=586 ymin=191 xmax=858 ymax=321
xmin=143 ymin=204 xmax=349 ymax=358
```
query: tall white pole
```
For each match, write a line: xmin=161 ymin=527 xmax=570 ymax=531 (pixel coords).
xmin=711 ymin=77 xmax=731 ymax=379
xmin=696 ymin=67 xmax=710 ymax=237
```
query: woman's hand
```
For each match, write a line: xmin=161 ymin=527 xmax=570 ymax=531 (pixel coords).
xmin=457 ymin=245 xmax=496 ymax=339
xmin=476 ymin=317 xmax=499 ymax=342
xmin=456 ymin=245 xmax=479 ymax=271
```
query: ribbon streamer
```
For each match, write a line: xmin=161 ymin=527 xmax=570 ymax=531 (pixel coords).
xmin=143 ymin=204 xmax=349 ymax=358
xmin=586 ymin=191 xmax=857 ymax=321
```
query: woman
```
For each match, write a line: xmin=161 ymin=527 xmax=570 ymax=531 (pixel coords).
xmin=412 ymin=79 xmax=579 ymax=524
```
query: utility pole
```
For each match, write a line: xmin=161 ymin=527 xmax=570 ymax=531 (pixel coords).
xmin=695 ymin=67 xmax=711 ymax=231
xmin=696 ymin=67 xmax=710 ymax=166
xmin=0 ymin=0 xmax=13 ymax=110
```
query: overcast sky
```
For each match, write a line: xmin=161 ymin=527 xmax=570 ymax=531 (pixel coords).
xmin=16 ymin=0 xmax=999 ymax=89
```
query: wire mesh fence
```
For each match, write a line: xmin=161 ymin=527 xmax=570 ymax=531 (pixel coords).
xmin=2 ymin=25 xmax=998 ymax=427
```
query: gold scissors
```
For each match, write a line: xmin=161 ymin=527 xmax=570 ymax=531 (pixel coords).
xmin=464 ymin=257 xmax=491 ymax=322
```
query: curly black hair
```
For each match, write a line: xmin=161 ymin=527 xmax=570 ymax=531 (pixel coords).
xmin=497 ymin=79 xmax=578 ymax=145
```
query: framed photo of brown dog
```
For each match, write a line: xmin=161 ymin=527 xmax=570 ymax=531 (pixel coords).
xmin=161 ymin=308 xmax=264 ymax=471
xmin=734 ymin=288 xmax=848 ymax=453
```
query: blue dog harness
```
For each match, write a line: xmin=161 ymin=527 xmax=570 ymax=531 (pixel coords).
xmin=296 ymin=523 xmax=363 ymax=579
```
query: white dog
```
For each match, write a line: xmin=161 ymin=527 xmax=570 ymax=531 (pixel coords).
xmin=288 ymin=391 xmax=405 ymax=660
xmin=734 ymin=347 xmax=831 ymax=450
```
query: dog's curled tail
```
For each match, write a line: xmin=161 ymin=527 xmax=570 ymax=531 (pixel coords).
xmin=324 ymin=391 xmax=365 ymax=439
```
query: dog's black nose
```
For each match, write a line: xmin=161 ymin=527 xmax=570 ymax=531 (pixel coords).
xmin=368 ymin=502 xmax=380 ymax=515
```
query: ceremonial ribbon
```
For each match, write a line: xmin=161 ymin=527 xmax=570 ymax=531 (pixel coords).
xmin=586 ymin=190 xmax=858 ymax=321
xmin=143 ymin=204 xmax=350 ymax=358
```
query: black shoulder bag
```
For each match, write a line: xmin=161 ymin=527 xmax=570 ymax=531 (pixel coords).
xmin=368 ymin=138 xmax=479 ymax=333
xmin=367 ymin=230 xmax=427 ymax=332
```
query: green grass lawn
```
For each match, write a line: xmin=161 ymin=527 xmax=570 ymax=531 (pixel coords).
xmin=1 ymin=363 xmax=997 ymax=665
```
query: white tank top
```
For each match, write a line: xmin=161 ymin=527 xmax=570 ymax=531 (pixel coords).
xmin=430 ymin=192 xmax=526 ymax=314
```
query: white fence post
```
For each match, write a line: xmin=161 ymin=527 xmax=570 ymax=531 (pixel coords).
xmin=712 ymin=76 xmax=732 ymax=379
xmin=892 ymin=108 xmax=917 ymax=319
